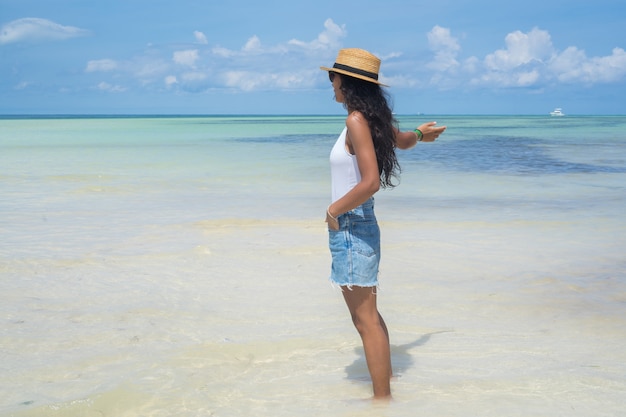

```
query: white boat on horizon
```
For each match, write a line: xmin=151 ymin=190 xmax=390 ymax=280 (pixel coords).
xmin=550 ymin=108 xmax=565 ymax=116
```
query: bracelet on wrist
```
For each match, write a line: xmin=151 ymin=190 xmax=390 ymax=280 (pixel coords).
xmin=327 ymin=206 xmax=337 ymax=220
xmin=414 ymin=128 xmax=424 ymax=141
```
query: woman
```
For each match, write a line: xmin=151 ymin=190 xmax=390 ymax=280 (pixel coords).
xmin=321 ymin=48 xmax=445 ymax=399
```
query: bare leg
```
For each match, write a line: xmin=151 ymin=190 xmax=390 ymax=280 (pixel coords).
xmin=342 ymin=286 xmax=392 ymax=399
xmin=377 ymin=312 xmax=393 ymax=379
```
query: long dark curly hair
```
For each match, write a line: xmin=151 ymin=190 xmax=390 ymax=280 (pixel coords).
xmin=339 ymin=74 xmax=400 ymax=188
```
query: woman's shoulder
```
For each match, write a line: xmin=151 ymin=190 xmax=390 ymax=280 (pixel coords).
xmin=345 ymin=111 xmax=368 ymax=128
xmin=345 ymin=112 xmax=372 ymax=149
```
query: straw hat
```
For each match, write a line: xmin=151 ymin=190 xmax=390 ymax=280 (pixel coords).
xmin=320 ymin=48 xmax=387 ymax=86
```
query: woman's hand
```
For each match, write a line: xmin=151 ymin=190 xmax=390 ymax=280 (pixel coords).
xmin=395 ymin=121 xmax=447 ymax=149
xmin=326 ymin=207 xmax=340 ymax=231
xmin=417 ymin=121 xmax=446 ymax=142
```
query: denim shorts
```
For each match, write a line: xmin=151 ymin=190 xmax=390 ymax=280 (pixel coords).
xmin=328 ymin=198 xmax=381 ymax=288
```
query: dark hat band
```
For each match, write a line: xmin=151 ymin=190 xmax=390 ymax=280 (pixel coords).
xmin=332 ymin=63 xmax=379 ymax=81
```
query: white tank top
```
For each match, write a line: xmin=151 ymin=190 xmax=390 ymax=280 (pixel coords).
xmin=330 ymin=127 xmax=361 ymax=202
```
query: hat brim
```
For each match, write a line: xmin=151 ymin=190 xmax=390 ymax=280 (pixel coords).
xmin=320 ymin=66 xmax=388 ymax=87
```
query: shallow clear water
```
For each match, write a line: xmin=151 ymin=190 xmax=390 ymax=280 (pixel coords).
xmin=1 ymin=115 xmax=625 ymax=416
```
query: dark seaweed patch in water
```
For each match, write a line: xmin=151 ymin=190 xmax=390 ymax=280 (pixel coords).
xmin=399 ymin=135 xmax=626 ymax=175
xmin=235 ymin=133 xmax=625 ymax=175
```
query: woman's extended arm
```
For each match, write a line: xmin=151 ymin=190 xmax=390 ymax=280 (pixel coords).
xmin=395 ymin=121 xmax=447 ymax=149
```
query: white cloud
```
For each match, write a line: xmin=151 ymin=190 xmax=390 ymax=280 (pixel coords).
xmin=210 ymin=35 xmax=272 ymax=57
xmin=467 ymin=27 xmax=626 ymax=88
xmin=86 ymin=59 xmax=118 ymax=72
xmin=484 ymin=27 xmax=553 ymax=72
xmin=427 ymin=25 xmax=460 ymax=71
xmin=205 ymin=19 xmax=346 ymax=92
xmin=516 ymin=70 xmax=540 ymax=86
xmin=551 ymin=46 xmax=626 ymax=84
xmin=466 ymin=28 xmax=553 ymax=88
xmin=83 ymin=53 xmax=177 ymax=91
xmin=61 ymin=19 xmax=626 ymax=98
xmin=212 ymin=46 xmax=235 ymax=58
xmin=379 ymin=73 xmax=420 ymax=89
xmin=380 ymin=52 xmax=403 ymax=61
xmin=173 ymin=49 xmax=199 ymax=67
xmin=223 ymin=70 xmax=318 ymax=92
xmin=0 ymin=17 xmax=89 ymax=44
xmin=171 ymin=71 xmax=212 ymax=93
xmin=211 ymin=32 xmax=287 ymax=58
xmin=288 ymin=18 xmax=346 ymax=50
xmin=243 ymin=35 xmax=262 ymax=52
xmin=428 ymin=25 xmax=460 ymax=52
xmin=224 ymin=71 xmax=271 ymax=91
xmin=134 ymin=57 xmax=170 ymax=81
xmin=463 ymin=56 xmax=480 ymax=73
xmin=180 ymin=71 xmax=207 ymax=82
xmin=14 ymin=81 xmax=31 ymax=90
xmin=194 ymin=31 xmax=208 ymax=44
xmin=79 ymin=18 xmax=349 ymax=94
xmin=96 ymin=82 xmax=126 ymax=92
xmin=242 ymin=35 xmax=262 ymax=52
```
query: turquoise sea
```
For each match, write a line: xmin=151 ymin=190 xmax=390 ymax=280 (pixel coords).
xmin=1 ymin=115 xmax=625 ymax=416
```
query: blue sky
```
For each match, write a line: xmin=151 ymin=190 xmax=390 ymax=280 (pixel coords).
xmin=1 ymin=0 xmax=626 ymax=115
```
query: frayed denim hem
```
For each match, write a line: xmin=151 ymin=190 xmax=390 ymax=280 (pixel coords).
xmin=329 ymin=278 xmax=380 ymax=294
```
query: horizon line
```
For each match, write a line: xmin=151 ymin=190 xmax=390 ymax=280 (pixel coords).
xmin=2 ymin=113 xmax=625 ymax=118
